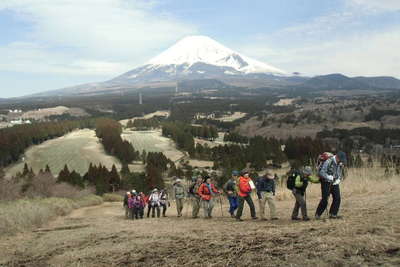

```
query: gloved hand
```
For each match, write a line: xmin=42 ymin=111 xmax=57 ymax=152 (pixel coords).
xmin=326 ymin=175 xmax=334 ymax=182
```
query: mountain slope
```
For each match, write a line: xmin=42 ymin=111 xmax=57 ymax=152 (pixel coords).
xmin=353 ymin=76 xmax=400 ymax=89
xmin=111 ymin=35 xmax=287 ymax=84
xmin=301 ymin=74 xmax=370 ymax=90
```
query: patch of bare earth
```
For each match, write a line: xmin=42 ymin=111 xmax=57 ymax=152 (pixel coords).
xmin=1 ymin=177 xmax=399 ymax=266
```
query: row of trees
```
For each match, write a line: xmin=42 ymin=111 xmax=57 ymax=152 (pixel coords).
xmin=0 ymin=119 xmax=95 ymax=167
xmin=95 ymin=118 xmax=140 ymax=163
xmin=126 ymin=117 xmax=163 ymax=130
xmin=223 ymin=132 xmax=249 ymax=144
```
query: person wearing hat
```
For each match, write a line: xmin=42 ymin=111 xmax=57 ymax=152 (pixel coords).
xmin=174 ymin=178 xmax=186 ymax=217
xmin=316 ymin=151 xmax=347 ymax=219
xmin=291 ymin=166 xmax=319 ymax=221
xmin=148 ymin=188 xmax=161 ymax=218
xmin=235 ymin=171 xmax=257 ymax=221
xmin=198 ymin=176 xmax=220 ymax=219
xmin=256 ymin=170 xmax=278 ymax=221
xmin=189 ymin=176 xmax=203 ymax=218
xmin=223 ymin=170 xmax=239 ymax=218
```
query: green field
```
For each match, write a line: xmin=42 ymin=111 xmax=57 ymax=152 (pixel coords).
xmin=121 ymin=130 xmax=185 ymax=162
xmin=6 ymin=129 xmax=121 ymax=177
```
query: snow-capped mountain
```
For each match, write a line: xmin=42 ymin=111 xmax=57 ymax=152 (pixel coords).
xmin=111 ymin=35 xmax=287 ymax=84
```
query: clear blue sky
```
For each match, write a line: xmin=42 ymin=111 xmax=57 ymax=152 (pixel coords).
xmin=0 ymin=0 xmax=399 ymax=97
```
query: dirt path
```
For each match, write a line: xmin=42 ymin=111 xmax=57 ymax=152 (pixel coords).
xmin=1 ymin=191 xmax=400 ymax=266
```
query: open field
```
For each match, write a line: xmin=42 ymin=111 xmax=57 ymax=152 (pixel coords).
xmin=216 ymin=111 xmax=247 ymax=122
xmin=122 ymin=130 xmax=184 ymax=163
xmin=120 ymin=110 xmax=170 ymax=127
xmin=1 ymin=169 xmax=399 ymax=266
xmin=5 ymin=129 xmax=121 ymax=177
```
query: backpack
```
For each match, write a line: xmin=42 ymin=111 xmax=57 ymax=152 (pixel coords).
xmin=286 ymin=170 xmax=301 ymax=190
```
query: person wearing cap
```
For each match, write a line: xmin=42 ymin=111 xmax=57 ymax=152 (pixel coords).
xmin=148 ymin=188 xmax=161 ymax=218
xmin=189 ymin=176 xmax=203 ymax=218
xmin=235 ymin=171 xmax=257 ymax=221
xmin=174 ymin=178 xmax=186 ymax=217
xmin=223 ymin=170 xmax=239 ymax=218
xmin=256 ymin=170 xmax=278 ymax=221
xmin=291 ymin=166 xmax=319 ymax=221
xmin=316 ymin=151 xmax=347 ymax=219
xmin=198 ymin=176 xmax=220 ymax=219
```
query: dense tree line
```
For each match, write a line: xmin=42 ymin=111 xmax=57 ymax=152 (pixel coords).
xmin=162 ymin=122 xmax=196 ymax=155
xmin=126 ymin=117 xmax=164 ymax=130
xmin=284 ymin=137 xmax=330 ymax=167
xmin=223 ymin=132 xmax=249 ymax=143
xmin=0 ymin=119 xmax=95 ymax=167
xmin=317 ymin=127 xmax=400 ymax=146
xmin=95 ymin=118 xmax=139 ymax=163
xmin=365 ymin=107 xmax=400 ymax=121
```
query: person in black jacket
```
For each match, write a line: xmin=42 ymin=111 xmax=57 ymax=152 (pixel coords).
xmin=123 ymin=192 xmax=131 ymax=219
xmin=256 ymin=170 xmax=277 ymax=220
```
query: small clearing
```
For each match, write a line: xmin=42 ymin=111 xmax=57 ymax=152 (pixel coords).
xmin=215 ymin=112 xmax=247 ymax=122
xmin=122 ymin=129 xmax=184 ymax=163
xmin=5 ymin=129 xmax=120 ymax=177
xmin=21 ymin=106 xmax=88 ymax=120
xmin=274 ymin=98 xmax=296 ymax=106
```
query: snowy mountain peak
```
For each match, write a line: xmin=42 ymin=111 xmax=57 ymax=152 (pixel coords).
xmin=147 ymin=35 xmax=286 ymax=75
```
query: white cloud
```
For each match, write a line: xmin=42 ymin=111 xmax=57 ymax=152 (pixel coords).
xmin=0 ymin=0 xmax=196 ymax=76
xmin=348 ymin=0 xmax=400 ymax=11
xmin=240 ymin=27 xmax=400 ymax=77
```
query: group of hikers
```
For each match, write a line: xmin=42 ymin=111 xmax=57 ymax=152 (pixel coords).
xmin=123 ymin=151 xmax=347 ymax=221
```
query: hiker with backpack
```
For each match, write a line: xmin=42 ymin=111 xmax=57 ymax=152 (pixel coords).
xmin=174 ymin=179 xmax=186 ymax=217
xmin=315 ymin=151 xmax=347 ymax=219
xmin=123 ymin=191 xmax=131 ymax=219
xmin=223 ymin=170 xmax=239 ymax=218
xmin=235 ymin=171 xmax=257 ymax=221
xmin=131 ymin=191 xmax=145 ymax=219
xmin=189 ymin=176 xmax=203 ymax=218
xmin=138 ymin=192 xmax=146 ymax=219
xmin=148 ymin=188 xmax=161 ymax=218
xmin=256 ymin=170 xmax=278 ymax=221
xmin=287 ymin=166 xmax=320 ymax=221
xmin=198 ymin=176 xmax=220 ymax=219
xmin=159 ymin=189 xmax=169 ymax=217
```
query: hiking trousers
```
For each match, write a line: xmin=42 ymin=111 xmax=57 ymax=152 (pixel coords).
xmin=124 ymin=205 xmax=130 ymax=219
xmin=176 ymin=198 xmax=184 ymax=216
xmin=228 ymin=196 xmax=238 ymax=215
xmin=258 ymin=191 xmax=277 ymax=219
xmin=316 ymin=181 xmax=341 ymax=217
xmin=192 ymin=197 xmax=201 ymax=218
xmin=148 ymin=204 xmax=160 ymax=218
xmin=202 ymin=199 xmax=214 ymax=218
xmin=161 ymin=203 xmax=167 ymax=217
xmin=236 ymin=195 xmax=256 ymax=219
xmin=292 ymin=189 xmax=307 ymax=219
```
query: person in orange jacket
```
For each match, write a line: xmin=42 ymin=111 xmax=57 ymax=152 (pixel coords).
xmin=235 ymin=171 xmax=257 ymax=221
xmin=198 ymin=176 xmax=220 ymax=219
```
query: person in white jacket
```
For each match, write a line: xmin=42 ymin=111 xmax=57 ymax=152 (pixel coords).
xmin=148 ymin=188 xmax=161 ymax=218
xmin=315 ymin=151 xmax=347 ymax=219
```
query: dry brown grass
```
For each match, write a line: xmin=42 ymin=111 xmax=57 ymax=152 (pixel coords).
xmin=0 ymin=169 xmax=399 ymax=266
xmin=102 ymin=193 xmax=124 ymax=202
xmin=0 ymin=195 xmax=103 ymax=236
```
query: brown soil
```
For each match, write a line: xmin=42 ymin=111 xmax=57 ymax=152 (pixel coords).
xmin=1 ymin=188 xmax=399 ymax=266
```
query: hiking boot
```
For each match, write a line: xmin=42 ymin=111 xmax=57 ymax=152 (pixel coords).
xmin=261 ymin=218 xmax=268 ymax=221
xmin=303 ymin=217 xmax=310 ymax=221
xmin=192 ymin=216 xmax=198 ymax=219
xmin=231 ymin=214 xmax=235 ymax=218
xmin=252 ymin=217 xmax=258 ymax=220
xmin=315 ymin=215 xmax=321 ymax=220
xmin=271 ymin=217 xmax=279 ymax=220
xmin=236 ymin=218 xmax=244 ymax=222
xmin=291 ymin=217 xmax=301 ymax=221
xmin=329 ymin=215 xmax=343 ymax=219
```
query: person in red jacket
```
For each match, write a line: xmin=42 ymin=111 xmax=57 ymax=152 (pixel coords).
xmin=198 ymin=176 xmax=220 ymax=219
xmin=235 ymin=171 xmax=257 ymax=221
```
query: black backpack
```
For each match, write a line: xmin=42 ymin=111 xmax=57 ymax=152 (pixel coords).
xmin=286 ymin=170 xmax=300 ymax=190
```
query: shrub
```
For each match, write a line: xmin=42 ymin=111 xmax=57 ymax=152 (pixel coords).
xmin=102 ymin=193 xmax=123 ymax=202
